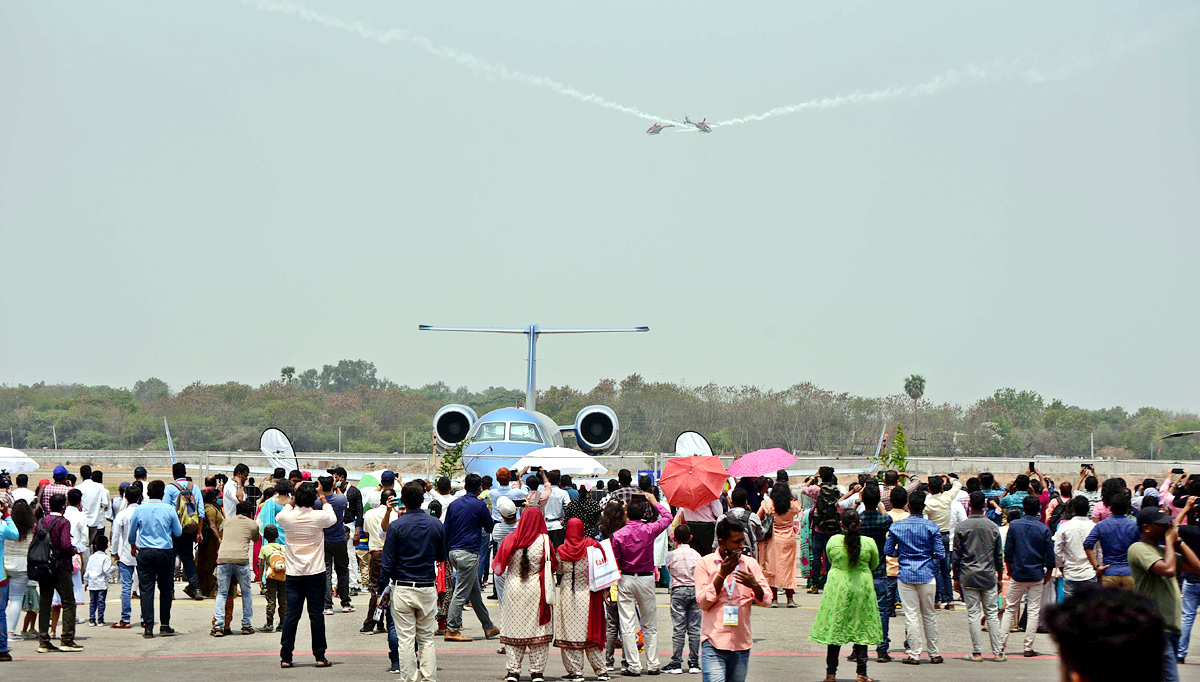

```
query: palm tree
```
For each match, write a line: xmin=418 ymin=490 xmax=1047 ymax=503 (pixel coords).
xmin=904 ymin=374 xmax=926 ymax=436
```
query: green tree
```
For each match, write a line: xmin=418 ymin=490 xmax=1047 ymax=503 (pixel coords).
xmin=133 ymin=377 xmax=169 ymax=403
xmin=280 ymin=366 xmax=296 ymax=384
xmin=904 ymin=374 xmax=925 ymax=438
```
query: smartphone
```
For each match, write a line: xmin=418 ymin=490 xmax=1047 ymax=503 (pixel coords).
xmin=1028 ymin=461 xmax=1035 ymax=472
xmin=1173 ymin=468 xmax=1185 ymax=475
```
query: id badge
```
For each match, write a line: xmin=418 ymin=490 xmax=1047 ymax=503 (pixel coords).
xmin=722 ymin=605 xmax=739 ymax=626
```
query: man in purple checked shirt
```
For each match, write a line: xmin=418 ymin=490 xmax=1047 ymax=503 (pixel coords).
xmin=612 ymin=491 xmax=674 ymax=676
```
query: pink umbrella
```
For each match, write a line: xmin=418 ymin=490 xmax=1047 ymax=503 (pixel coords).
xmin=726 ymin=448 xmax=797 ymax=479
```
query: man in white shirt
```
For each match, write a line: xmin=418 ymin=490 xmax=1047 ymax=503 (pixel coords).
xmin=109 ymin=483 xmax=142 ymax=628
xmin=924 ymin=475 xmax=963 ymax=608
xmin=223 ymin=463 xmax=250 ymax=519
xmin=1053 ymin=496 xmax=1097 ymax=599
xmin=76 ymin=471 xmax=110 ymax=547
xmin=64 ymin=489 xmax=89 ymax=554
xmin=681 ymin=497 xmax=725 ymax=556
xmin=428 ymin=477 xmax=461 ymax=522
xmin=11 ymin=473 xmax=36 ymax=507
xmin=359 ymin=488 xmax=398 ymax=634
xmin=544 ymin=470 xmax=573 ymax=547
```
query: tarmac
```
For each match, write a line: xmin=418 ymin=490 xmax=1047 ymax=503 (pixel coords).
xmin=6 ymin=582 xmax=1200 ymax=682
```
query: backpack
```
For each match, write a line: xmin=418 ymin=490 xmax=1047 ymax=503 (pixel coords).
xmin=814 ymin=483 xmax=842 ymax=534
xmin=28 ymin=516 xmax=65 ymax=581
xmin=266 ymin=549 xmax=286 ymax=581
xmin=172 ymin=481 xmax=201 ymax=533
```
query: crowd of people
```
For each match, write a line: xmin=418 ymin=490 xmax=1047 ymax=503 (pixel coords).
xmin=0 ymin=460 xmax=1195 ymax=682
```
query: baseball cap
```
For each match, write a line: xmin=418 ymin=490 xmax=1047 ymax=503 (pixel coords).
xmin=327 ymin=466 xmax=348 ymax=478
xmin=1136 ymin=507 xmax=1172 ymax=527
xmin=381 ymin=470 xmax=396 ymax=485
xmin=133 ymin=466 xmax=148 ymax=478
xmin=53 ymin=465 xmax=68 ymax=479
xmin=495 ymin=496 xmax=517 ymax=519
xmin=301 ymin=471 xmax=312 ymax=481
xmin=118 ymin=481 xmax=130 ymax=492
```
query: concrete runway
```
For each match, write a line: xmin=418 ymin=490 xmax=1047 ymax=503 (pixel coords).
xmin=4 ymin=585 xmax=1199 ymax=681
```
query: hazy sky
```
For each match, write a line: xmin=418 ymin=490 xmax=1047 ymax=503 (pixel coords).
xmin=2 ymin=1 xmax=1198 ymax=411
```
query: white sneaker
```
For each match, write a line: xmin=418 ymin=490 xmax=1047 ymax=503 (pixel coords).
xmin=688 ymin=666 xmax=701 ymax=674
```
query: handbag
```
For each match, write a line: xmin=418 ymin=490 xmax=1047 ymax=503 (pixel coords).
xmin=761 ymin=510 xmax=775 ymax=541
xmin=588 ymin=538 xmax=621 ymax=591
xmin=543 ymin=535 xmax=558 ymax=606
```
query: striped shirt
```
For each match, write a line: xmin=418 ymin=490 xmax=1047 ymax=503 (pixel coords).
xmin=666 ymin=545 xmax=702 ymax=588
xmin=274 ymin=505 xmax=338 ymax=576
xmin=883 ymin=513 xmax=945 ymax=584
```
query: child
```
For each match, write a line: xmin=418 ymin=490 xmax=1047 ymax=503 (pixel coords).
xmin=662 ymin=524 xmax=702 ymax=675
xmin=21 ymin=583 xmax=39 ymax=639
xmin=426 ymin=499 xmax=453 ymax=636
xmin=258 ymin=524 xmax=287 ymax=632
xmin=84 ymin=534 xmax=113 ymax=626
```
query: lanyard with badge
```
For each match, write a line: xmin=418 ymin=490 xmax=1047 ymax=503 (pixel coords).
xmin=723 ymin=556 xmax=740 ymax=626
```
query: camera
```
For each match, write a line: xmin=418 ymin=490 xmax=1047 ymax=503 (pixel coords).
xmin=0 ymin=470 xmax=11 ymax=489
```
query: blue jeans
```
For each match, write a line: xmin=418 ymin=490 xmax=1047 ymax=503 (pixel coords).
xmin=935 ymin=532 xmax=953 ymax=603
xmin=214 ymin=564 xmax=254 ymax=628
xmin=701 ymin=641 xmax=749 ymax=682
xmin=1164 ymin=631 xmax=1181 ymax=682
xmin=89 ymin=589 xmax=107 ymax=623
xmin=1179 ymin=581 xmax=1200 ymax=660
xmin=5 ymin=570 xmax=28 ymax=636
xmin=119 ymin=563 xmax=136 ymax=624
xmin=477 ymin=531 xmax=490 ymax=584
xmin=670 ymin=587 xmax=701 ymax=667
xmin=386 ymin=601 xmax=399 ymax=669
xmin=810 ymin=531 xmax=831 ymax=588
xmin=885 ymin=576 xmax=898 ymax=617
xmin=873 ymin=576 xmax=890 ymax=654
xmin=0 ymin=580 xmax=9 ymax=654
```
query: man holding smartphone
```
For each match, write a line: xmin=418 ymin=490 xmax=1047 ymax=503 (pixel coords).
xmin=694 ymin=516 xmax=770 ymax=682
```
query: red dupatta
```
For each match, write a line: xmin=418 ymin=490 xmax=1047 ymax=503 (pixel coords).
xmin=493 ymin=507 xmax=557 ymax=625
xmin=556 ymin=517 xmax=606 ymax=648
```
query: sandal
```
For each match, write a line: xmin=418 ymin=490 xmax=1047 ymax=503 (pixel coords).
xmin=210 ymin=628 xmax=225 ymax=637
xmin=280 ymin=661 xmax=293 ymax=669
xmin=314 ymin=659 xmax=332 ymax=668
xmin=241 ymin=626 xmax=255 ymax=635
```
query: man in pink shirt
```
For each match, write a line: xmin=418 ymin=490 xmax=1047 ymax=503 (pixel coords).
xmin=695 ymin=516 xmax=771 ymax=682
xmin=611 ymin=491 xmax=674 ymax=676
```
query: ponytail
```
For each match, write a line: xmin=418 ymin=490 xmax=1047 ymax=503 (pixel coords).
xmin=841 ymin=509 xmax=862 ymax=567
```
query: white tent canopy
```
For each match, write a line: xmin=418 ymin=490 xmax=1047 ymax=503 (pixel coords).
xmin=0 ymin=447 xmax=39 ymax=474
xmin=512 ymin=447 xmax=607 ymax=476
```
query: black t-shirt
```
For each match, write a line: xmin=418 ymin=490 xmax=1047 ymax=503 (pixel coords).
xmin=1178 ymin=525 xmax=1200 ymax=583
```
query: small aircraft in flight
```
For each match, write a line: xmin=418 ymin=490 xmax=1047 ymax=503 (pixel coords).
xmin=646 ymin=123 xmax=675 ymax=135
xmin=685 ymin=116 xmax=712 ymax=133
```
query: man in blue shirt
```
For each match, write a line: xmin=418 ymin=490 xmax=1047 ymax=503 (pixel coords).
xmin=1085 ymin=493 xmax=1137 ymax=589
xmin=161 ymin=463 xmax=205 ymax=600
xmin=128 ymin=480 xmax=183 ymax=639
xmin=999 ymin=495 xmax=1055 ymax=657
xmin=316 ymin=476 xmax=352 ymax=614
xmin=443 ymin=473 xmax=498 ymax=642
xmin=978 ymin=472 xmax=1006 ymax=524
xmin=378 ymin=481 xmax=447 ymax=682
xmin=884 ymin=490 xmax=945 ymax=665
xmin=999 ymin=474 xmax=1032 ymax=516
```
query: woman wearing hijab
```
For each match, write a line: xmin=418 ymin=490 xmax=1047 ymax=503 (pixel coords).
xmin=554 ymin=518 xmax=610 ymax=682
xmin=493 ymin=507 xmax=557 ymax=682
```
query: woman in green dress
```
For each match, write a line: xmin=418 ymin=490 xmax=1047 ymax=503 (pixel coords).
xmin=810 ymin=509 xmax=882 ymax=682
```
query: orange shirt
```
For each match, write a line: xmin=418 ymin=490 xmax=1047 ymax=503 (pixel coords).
xmin=694 ymin=552 xmax=772 ymax=651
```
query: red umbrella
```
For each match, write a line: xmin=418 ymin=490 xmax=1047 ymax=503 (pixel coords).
xmin=659 ymin=456 xmax=728 ymax=511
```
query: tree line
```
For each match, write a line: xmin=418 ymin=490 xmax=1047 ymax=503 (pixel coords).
xmin=1 ymin=360 xmax=1197 ymax=460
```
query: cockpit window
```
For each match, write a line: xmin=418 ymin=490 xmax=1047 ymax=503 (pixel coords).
xmin=508 ymin=422 xmax=543 ymax=443
xmin=475 ymin=422 xmax=507 ymax=442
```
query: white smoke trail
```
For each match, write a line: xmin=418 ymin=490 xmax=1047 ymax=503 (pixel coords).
xmin=242 ymin=0 xmax=679 ymax=125
xmin=713 ymin=59 xmax=1076 ymax=128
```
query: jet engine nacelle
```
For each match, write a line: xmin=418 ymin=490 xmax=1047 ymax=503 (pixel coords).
xmin=574 ymin=405 xmax=619 ymax=455
xmin=434 ymin=404 xmax=477 ymax=450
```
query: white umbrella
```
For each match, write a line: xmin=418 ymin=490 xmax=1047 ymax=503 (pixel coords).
xmin=512 ymin=447 xmax=608 ymax=476
xmin=674 ymin=431 xmax=714 ymax=457
xmin=0 ymin=447 xmax=39 ymax=474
